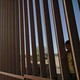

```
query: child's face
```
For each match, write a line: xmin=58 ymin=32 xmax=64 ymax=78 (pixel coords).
xmin=65 ymin=44 xmax=71 ymax=51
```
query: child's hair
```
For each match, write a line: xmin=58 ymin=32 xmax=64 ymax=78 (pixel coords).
xmin=65 ymin=40 xmax=70 ymax=45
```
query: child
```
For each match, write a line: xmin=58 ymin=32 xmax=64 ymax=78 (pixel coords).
xmin=65 ymin=40 xmax=77 ymax=80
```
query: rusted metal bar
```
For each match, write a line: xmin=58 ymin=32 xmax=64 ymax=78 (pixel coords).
xmin=14 ymin=0 xmax=21 ymax=75
xmin=10 ymin=0 xmax=12 ymax=74
xmin=2 ymin=0 xmax=7 ymax=79
xmin=18 ymin=0 xmax=25 ymax=75
xmin=0 ymin=71 xmax=48 ymax=80
xmin=42 ymin=0 xmax=57 ymax=79
xmin=29 ymin=0 xmax=38 ymax=76
xmin=2 ymin=0 xmax=5 ymax=73
xmin=4 ymin=0 xmax=8 ymax=73
xmin=7 ymin=0 xmax=12 ymax=74
xmin=0 ymin=0 xmax=2 ymax=72
xmin=63 ymin=0 xmax=80 ymax=80
xmin=0 ymin=71 xmax=47 ymax=80
xmin=0 ymin=2 xmax=3 ymax=79
xmin=23 ymin=0 xmax=32 ymax=75
xmin=10 ymin=0 xmax=16 ymax=74
xmin=0 ymin=0 xmax=4 ymax=80
xmin=4 ymin=0 xmax=8 ymax=80
xmin=51 ymin=0 xmax=71 ymax=80
xmin=24 ymin=74 xmax=47 ymax=80
xmin=0 ymin=71 xmax=24 ymax=80
xmin=35 ymin=0 xmax=47 ymax=77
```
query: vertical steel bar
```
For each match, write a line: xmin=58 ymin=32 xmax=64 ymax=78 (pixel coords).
xmin=5 ymin=0 xmax=8 ymax=73
xmin=4 ymin=0 xmax=8 ymax=80
xmin=51 ymin=0 xmax=71 ymax=80
xmin=29 ymin=0 xmax=38 ymax=76
xmin=2 ymin=0 xmax=5 ymax=73
xmin=23 ymin=0 xmax=32 ymax=75
xmin=0 ymin=1 xmax=2 ymax=78
xmin=63 ymin=0 xmax=80 ymax=80
xmin=9 ymin=0 xmax=12 ymax=73
xmin=18 ymin=0 xmax=25 ymax=75
xmin=42 ymin=0 xmax=57 ymax=79
xmin=0 ymin=6 xmax=1 ymax=80
xmin=3 ymin=0 xmax=5 ymax=72
xmin=0 ymin=0 xmax=1 ymax=72
xmin=0 ymin=0 xmax=4 ymax=79
xmin=35 ymin=0 xmax=47 ymax=77
xmin=7 ymin=0 xmax=9 ymax=73
xmin=0 ymin=2 xmax=3 ymax=79
xmin=14 ymin=0 xmax=21 ymax=75
xmin=10 ymin=0 xmax=16 ymax=74
xmin=6 ymin=0 xmax=8 ymax=79
xmin=7 ymin=0 xmax=12 ymax=74
xmin=2 ymin=0 xmax=5 ymax=79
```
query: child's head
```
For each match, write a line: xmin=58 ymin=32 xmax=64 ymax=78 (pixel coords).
xmin=65 ymin=40 xmax=71 ymax=51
